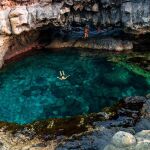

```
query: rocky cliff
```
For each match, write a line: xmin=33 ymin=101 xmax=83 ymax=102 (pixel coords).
xmin=0 ymin=0 xmax=150 ymax=67
xmin=1 ymin=0 xmax=150 ymax=35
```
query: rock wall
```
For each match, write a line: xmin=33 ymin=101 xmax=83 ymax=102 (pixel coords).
xmin=1 ymin=0 xmax=150 ymax=35
xmin=62 ymin=0 xmax=150 ymax=33
xmin=0 ymin=0 xmax=64 ymax=67
xmin=0 ymin=0 xmax=150 ymax=67
xmin=0 ymin=1 xmax=64 ymax=35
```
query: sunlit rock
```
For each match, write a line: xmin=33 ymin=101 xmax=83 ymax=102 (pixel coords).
xmin=92 ymin=3 xmax=99 ymax=12
xmin=111 ymin=131 xmax=136 ymax=148
xmin=0 ymin=8 xmax=11 ymax=35
xmin=9 ymin=6 xmax=30 ymax=35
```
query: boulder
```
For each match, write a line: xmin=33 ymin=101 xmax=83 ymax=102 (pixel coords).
xmin=111 ymin=131 xmax=136 ymax=148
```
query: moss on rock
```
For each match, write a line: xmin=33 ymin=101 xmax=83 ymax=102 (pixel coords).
xmin=108 ymin=52 xmax=150 ymax=78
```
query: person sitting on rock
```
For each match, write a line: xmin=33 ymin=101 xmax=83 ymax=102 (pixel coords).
xmin=84 ymin=25 xmax=89 ymax=39
xmin=57 ymin=71 xmax=70 ymax=80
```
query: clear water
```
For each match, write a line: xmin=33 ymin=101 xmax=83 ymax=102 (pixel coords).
xmin=0 ymin=49 xmax=149 ymax=124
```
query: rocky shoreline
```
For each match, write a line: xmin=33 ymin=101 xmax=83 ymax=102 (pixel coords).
xmin=47 ymin=37 xmax=133 ymax=51
xmin=0 ymin=95 xmax=149 ymax=149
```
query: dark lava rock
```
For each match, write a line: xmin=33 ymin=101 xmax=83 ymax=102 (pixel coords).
xmin=135 ymin=118 xmax=150 ymax=132
xmin=141 ymin=99 xmax=150 ymax=119
xmin=124 ymin=96 xmax=147 ymax=104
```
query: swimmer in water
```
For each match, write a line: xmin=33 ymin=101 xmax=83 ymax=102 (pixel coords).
xmin=57 ymin=71 xmax=70 ymax=80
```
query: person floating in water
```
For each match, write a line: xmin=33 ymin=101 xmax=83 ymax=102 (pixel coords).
xmin=57 ymin=71 xmax=70 ymax=80
xmin=84 ymin=25 xmax=89 ymax=39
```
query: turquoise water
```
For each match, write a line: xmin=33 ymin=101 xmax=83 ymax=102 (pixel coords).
xmin=0 ymin=49 xmax=150 ymax=124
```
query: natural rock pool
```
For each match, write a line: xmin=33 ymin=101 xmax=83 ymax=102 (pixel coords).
xmin=0 ymin=49 xmax=150 ymax=124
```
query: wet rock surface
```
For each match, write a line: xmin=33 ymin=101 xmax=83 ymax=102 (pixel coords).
xmin=0 ymin=95 xmax=149 ymax=149
xmin=47 ymin=37 xmax=133 ymax=51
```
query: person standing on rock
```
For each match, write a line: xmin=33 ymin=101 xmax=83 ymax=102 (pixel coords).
xmin=84 ymin=25 xmax=89 ymax=39
xmin=97 ymin=25 xmax=101 ymax=33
